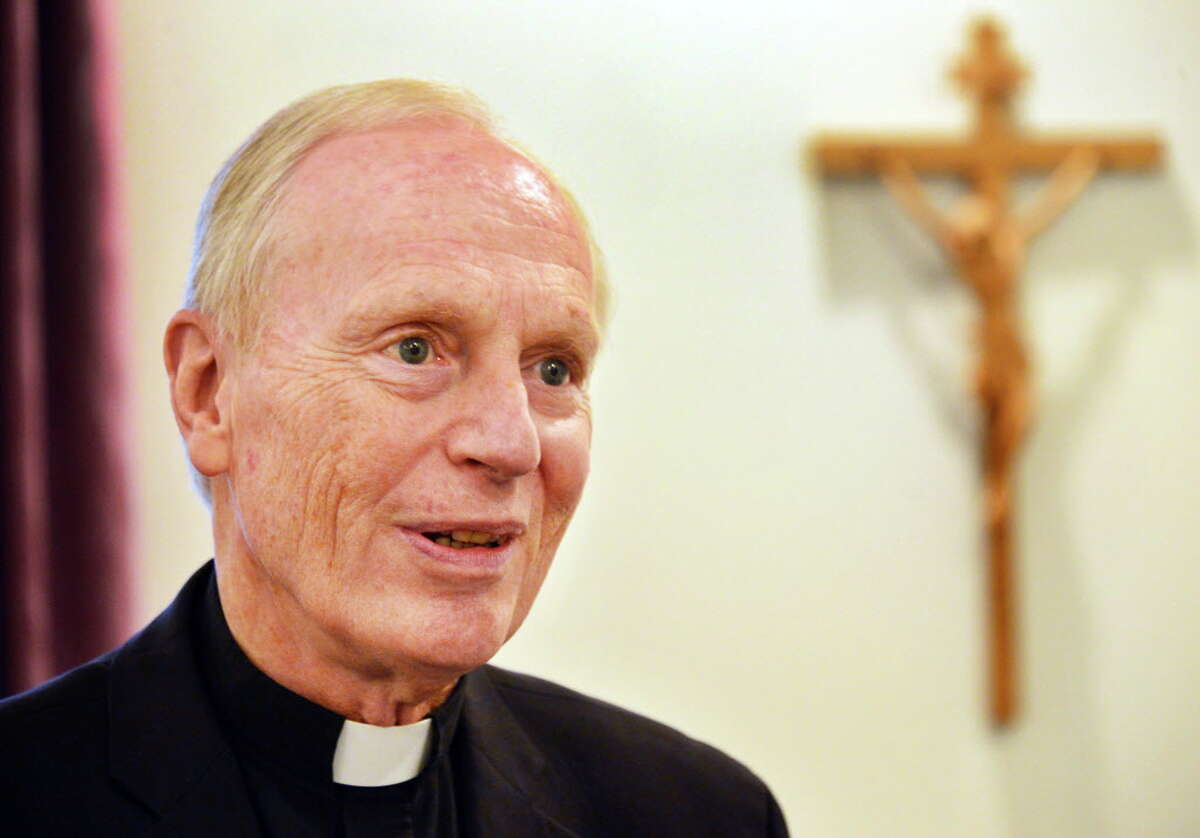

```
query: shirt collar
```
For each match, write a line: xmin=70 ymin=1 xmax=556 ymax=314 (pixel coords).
xmin=196 ymin=569 xmax=465 ymax=787
xmin=333 ymin=715 xmax=433 ymax=786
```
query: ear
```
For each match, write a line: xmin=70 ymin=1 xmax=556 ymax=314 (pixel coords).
xmin=164 ymin=309 xmax=233 ymax=478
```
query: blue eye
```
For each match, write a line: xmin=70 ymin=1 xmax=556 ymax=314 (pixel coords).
xmin=396 ymin=337 xmax=431 ymax=364
xmin=538 ymin=358 xmax=570 ymax=386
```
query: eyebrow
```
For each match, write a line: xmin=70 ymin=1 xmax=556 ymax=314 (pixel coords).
xmin=337 ymin=294 xmax=466 ymax=345
xmin=336 ymin=279 xmax=600 ymax=361
xmin=533 ymin=323 xmax=601 ymax=371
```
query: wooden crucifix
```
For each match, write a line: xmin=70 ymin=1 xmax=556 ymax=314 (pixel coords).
xmin=810 ymin=18 xmax=1163 ymax=727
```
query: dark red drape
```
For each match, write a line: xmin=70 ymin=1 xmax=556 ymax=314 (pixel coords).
xmin=1 ymin=0 xmax=135 ymax=697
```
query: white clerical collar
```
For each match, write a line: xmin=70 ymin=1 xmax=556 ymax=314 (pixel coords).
xmin=331 ymin=717 xmax=434 ymax=787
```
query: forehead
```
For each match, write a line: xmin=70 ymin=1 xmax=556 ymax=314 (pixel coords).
xmin=275 ymin=121 xmax=586 ymax=264
xmin=259 ymin=120 xmax=595 ymax=337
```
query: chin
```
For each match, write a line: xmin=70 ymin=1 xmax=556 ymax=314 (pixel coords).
xmin=353 ymin=597 xmax=516 ymax=678
xmin=397 ymin=636 xmax=507 ymax=681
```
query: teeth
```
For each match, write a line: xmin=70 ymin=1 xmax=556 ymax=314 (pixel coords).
xmin=452 ymin=530 xmax=496 ymax=544
xmin=429 ymin=530 xmax=503 ymax=549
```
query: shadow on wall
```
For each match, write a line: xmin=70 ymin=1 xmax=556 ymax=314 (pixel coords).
xmin=809 ymin=167 xmax=1196 ymax=838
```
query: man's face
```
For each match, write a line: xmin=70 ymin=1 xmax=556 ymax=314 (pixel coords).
xmin=216 ymin=120 xmax=597 ymax=679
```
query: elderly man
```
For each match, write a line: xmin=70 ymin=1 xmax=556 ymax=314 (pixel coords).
xmin=1 ymin=80 xmax=787 ymax=836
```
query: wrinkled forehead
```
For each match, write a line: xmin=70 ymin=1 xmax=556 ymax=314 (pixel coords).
xmin=268 ymin=120 xmax=590 ymax=272
xmin=242 ymin=119 xmax=598 ymax=352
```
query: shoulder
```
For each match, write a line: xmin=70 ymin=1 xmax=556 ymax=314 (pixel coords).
xmin=0 ymin=565 xmax=212 ymax=830
xmin=0 ymin=655 xmax=140 ymax=830
xmin=481 ymin=665 xmax=747 ymax=773
xmin=0 ymin=653 xmax=115 ymax=758
xmin=0 ymin=562 xmax=203 ymax=756
xmin=474 ymin=666 xmax=788 ymax=835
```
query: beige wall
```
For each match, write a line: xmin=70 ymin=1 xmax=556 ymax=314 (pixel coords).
xmin=115 ymin=1 xmax=1200 ymax=835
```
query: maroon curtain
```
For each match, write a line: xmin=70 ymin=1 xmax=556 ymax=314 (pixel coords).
xmin=1 ymin=0 xmax=135 ymax=696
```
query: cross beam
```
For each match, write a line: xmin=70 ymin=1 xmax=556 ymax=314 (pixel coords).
xmin=814 ymin=136 xmax=1160 ymax=176
xmin=810 ymin=18 xmax=1163 ymax=727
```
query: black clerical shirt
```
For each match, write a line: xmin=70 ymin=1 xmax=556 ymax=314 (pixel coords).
xmin=196 ymin=575 xmax=466 ymax=837
xmin=3 ymin=559 xmax=789 ymax=835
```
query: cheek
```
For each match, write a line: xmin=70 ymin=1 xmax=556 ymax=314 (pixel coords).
xmin=508 ymin=430 xmax=588 ymax=642
xmin=537 ymin=416 xmax=592 ymax=531
xmin=512 ymin=417 xmax=590 ymax=603
xmin=231 ymin=377 xmax=383 ymax=535
xmin=236 ymin=384 xmax=337 ymax=487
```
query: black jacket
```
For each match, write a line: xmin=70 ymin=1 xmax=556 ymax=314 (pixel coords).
xmin=1 ymin=564 xmax=787 ymax=836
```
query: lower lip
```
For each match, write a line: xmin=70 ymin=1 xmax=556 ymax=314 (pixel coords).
xmin=397 ymin=528 xmax=514 ymax=576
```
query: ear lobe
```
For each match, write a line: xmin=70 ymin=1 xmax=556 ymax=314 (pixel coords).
xmin=164 ymin=309 xmax=232 ymax=477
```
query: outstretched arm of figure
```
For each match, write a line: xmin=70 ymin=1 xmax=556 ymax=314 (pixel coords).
xmin=880 ymin=153 xmax=955 ymax=248
xmin=1016 ymin=146 xmax=1101 ymax=240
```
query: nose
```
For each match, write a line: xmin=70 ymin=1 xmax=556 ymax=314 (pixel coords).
xmin=445 ymin=367 xmax=541 ymax=481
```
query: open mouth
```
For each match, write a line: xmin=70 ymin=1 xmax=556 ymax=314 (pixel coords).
xmin=422 ymin=530 xmax=509 ymax=550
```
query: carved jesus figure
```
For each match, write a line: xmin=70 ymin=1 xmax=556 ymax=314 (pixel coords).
xmin=882 ymin=148 xmax=1100 ymax=549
